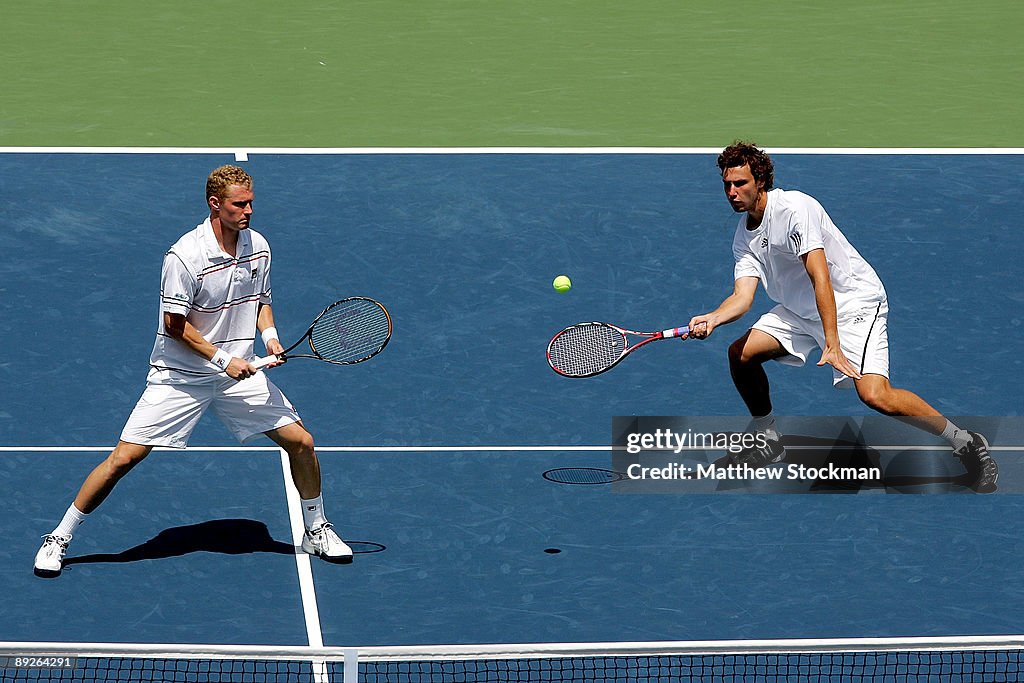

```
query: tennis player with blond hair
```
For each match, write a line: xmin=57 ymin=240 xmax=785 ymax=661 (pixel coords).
xmin=34 ymin=165 xmax=352 ymax=577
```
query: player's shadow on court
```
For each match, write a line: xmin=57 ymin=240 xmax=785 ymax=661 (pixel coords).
xmin=710 ymin=431 xmax=984 ymax=494
xmin=63 ymin=518 xmax=293 ymax=567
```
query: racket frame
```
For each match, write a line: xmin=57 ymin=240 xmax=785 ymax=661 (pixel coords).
xmin=252 ymin=296 xmax=391 ymax=369
xmin=547 ymin=322 xmax=690 ymax=378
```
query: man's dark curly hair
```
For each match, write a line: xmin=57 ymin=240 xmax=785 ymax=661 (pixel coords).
xmin=717 ymin=141 xmax=774 ymax=191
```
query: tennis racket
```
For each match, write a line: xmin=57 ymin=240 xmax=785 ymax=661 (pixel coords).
xmin=547 ymin=322 xmax=691 ymax=378
xmin=252 ymin=297 xmax=391 ymax=369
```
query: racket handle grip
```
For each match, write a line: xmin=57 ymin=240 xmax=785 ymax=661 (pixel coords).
xmin=251 ymin=355 xmax=281 ymax=370
xmin=661 ymin=326 xmax=691 ymax=339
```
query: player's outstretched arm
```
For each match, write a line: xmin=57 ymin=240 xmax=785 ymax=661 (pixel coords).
xmin=689 ymin=276 xmax=759 ymax=339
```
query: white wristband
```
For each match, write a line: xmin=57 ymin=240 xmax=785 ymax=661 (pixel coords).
xmin=211 ymin=348 xmax=232 ymax=371
xmin=261 ymin=327 xmax=279 ymax=346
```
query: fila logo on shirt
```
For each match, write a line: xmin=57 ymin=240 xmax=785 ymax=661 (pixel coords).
xmin=234 ymin=266 xmax=260 ymax=282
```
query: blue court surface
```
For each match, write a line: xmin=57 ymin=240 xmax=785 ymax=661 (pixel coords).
xmin=1 ymin=152 xmax=1022 ymax=650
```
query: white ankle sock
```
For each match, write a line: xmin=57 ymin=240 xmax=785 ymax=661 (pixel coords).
xmin=52 ymin=504 xmax=88 ymax=538
xmin=301 ymin=495 xmax=328 ymax=530
xmin=941 ymin=420 xmax=972 ymax=450
xmin=753 ymin=413 xmax=780 ymax=441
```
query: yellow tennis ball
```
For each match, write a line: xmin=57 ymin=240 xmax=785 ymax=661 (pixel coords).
xmin=553 ymin=275 xmax=572 ymax=293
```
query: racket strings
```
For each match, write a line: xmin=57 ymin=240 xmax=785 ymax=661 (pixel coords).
xmin=309 ymin=300 xmax=391 ymax=363
xmin=548 ymin=325 xmax=625 ymax=377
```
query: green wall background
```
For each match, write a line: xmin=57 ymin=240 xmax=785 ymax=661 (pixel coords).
xmin=2 ymin=1 xmax=1021 ymax=147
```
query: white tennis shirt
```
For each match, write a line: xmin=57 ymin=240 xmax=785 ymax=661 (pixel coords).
xmin=732 ymin=188 xmax=886 ymax=321
xmin=147 ymin=218 xmax=272 ymax=382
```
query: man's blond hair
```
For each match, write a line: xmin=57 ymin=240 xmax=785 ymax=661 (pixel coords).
xmin=206 ymin=165 xmax=253 ymax=201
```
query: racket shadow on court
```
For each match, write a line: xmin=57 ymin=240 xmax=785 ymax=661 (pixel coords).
xmin=61 ymin=519 xmax=293 ymax=569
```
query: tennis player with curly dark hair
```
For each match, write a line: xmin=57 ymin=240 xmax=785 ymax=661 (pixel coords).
xmin=688 ymin=141 xmax=997 ymax=492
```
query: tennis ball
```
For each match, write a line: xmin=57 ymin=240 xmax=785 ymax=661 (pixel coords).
xmin=552 ymin=275 xmax=572 ymax=293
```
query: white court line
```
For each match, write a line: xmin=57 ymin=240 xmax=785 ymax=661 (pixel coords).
xmin=5 ymin=632 xmax=1024 ymax=658
xmin=1 ymin=445 xmax=1021 ymax=453
xmin=1 ymin=146 xmax=1023 ymax=155
xmin=277 ymin=449 xmax=329 ymax=683
xmin=0 ymin=445 xmax=609 ymax=452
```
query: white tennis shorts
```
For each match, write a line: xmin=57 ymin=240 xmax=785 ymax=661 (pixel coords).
xmin=751 ymin=301 xmax=890 ymax=389
xmin=120 ymin=372 xmax=301 ymax=448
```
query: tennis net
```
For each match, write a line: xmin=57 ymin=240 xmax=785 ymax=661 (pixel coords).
xmin=2 ymin=636 xmax=1023 ymax=682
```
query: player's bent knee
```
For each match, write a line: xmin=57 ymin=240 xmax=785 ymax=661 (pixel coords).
xmin=728 ymin=338 xmax=749 ymax=365
xmin=266 ymin=423 xmax=317 ymax=459
xmin=728 ymin=336 xmax=770 ymax=366
xmin=285 ymin=430 xmax=315 ymax=458
xmin=856 ymin=380 xmax=896 ymax=415
xmin=106 ymin=444 xmax=150 ymax=477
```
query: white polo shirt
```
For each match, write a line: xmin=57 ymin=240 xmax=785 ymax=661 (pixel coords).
xmin=148 ymin=218 xmax=272 ymax=382
xmin=733 ymin=188 xmax=886 ymax=321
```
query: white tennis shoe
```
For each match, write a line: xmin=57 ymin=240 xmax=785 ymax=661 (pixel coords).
xmin=302 ymin=523 xmax=353 ymax=564
xmin=34 ymin=534 xmax=71 ymax=577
